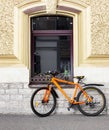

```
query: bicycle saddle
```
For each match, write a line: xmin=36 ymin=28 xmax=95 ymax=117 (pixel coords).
xmin=73 ymin=76 xmax=85 ymax=80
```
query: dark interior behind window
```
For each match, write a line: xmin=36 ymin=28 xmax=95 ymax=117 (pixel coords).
xmin=32 ymin=16 xmax=73 ymax=30
xmin=30 ymin=15 xmax=73 ymax=84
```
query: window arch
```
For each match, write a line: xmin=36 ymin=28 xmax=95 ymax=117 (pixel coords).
xmin=13 ymin=1 xmax=91 ymax=85
xmin=30 ymin=15 xmax=73 ymax=84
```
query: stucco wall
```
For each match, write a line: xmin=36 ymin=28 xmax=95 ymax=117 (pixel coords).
xmin=0 ymin=0 xmax=109 ymax=55
xmin=0 ymin=0 xmax=14 ymax=54
xmin=91 ymin=0 xmax=109 ymax=54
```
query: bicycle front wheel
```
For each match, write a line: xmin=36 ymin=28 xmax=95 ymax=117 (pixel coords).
xmin=77 ymin=87 xmax=106 ymax=116
xmin=31 ymin=87 xmax=56 ymax=117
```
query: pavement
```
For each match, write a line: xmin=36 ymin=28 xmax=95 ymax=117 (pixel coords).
xmin=0 ymin=114 xmax=109 ymax=130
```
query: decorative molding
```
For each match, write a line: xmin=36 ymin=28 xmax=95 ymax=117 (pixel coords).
xmin=57 ymin=5 xmax=81 ymax=14
xmin=0 ymin=55 xmax=21 ymax=66
xmin=24 ymin=5 xmax=46 ymax=14
xmin=15 ymin=0 xmax=42 ymax=7
xmin=45 ymin=0 xmax=58 ymax=13
xmin=59 ymin=0 xmax=90 ymax=7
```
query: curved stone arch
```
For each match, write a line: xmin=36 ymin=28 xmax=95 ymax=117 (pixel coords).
xmin=13 ymin=0 xmax=91 ymax=68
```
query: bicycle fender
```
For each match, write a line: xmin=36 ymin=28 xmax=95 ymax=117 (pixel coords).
xmin=51 ymin=88 xmax=59 ymax=98
xmin=84 ymin=84 xmax=104 ymax=86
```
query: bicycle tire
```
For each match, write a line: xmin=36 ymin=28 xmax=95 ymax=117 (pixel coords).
xmin=77 ymin=87 xmax=106 ymax=116
xmin=31 ymin=87 xmax=56 ymax=117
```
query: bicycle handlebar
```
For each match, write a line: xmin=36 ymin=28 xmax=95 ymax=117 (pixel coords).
xmin=45 ymin=71 xmax=85 ymax=82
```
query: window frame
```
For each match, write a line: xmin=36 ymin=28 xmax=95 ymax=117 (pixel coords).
xmin=30 ymin=30 xmax=73 ymax=84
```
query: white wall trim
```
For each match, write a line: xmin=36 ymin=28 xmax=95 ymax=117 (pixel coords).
xmin=0 ymin=68 xmax=29 ymax=83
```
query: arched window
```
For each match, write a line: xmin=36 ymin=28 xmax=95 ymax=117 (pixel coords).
xmin=30 ymin=15 xmax=73 ymax=84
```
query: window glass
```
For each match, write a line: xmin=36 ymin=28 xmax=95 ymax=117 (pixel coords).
xmin=32 ymin=36 xmax=71 ymax=75
xmin=32 ymin=16 xmax=73 ymax=30
xmin=31 ymin=16 xmax=73 ymax=84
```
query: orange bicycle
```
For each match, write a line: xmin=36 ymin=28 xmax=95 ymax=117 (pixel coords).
xmin=31 ymin=71 xmax=106 ymax=117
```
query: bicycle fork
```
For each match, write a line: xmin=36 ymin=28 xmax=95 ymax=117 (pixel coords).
xmin=42 ymin=85 xmax=59 ymax=103
xmin=42 ymin=86 xmax=51 ymax=103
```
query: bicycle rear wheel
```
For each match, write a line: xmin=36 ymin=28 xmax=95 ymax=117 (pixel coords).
xmin=77 ymin=87 xmax=106 ymax=116
xmin=31 ymin=87 xmax=56 ymax=117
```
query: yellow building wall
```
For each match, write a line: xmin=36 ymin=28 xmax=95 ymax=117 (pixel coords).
xmin=0 ymin=0 xmax=109 ymax=67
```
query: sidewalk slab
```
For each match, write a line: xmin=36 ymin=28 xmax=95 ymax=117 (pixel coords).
xmin=0 ymin=114 xmax=109 ymax=130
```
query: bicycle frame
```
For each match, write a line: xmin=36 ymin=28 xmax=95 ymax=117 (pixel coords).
xmin=31 ymin=72 xmax=106 ymax=117
xmin=46 ymin=77 xmax=92 ymax=105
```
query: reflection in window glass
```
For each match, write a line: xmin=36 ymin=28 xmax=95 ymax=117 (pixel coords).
xmin=33 ymin=36 xmax=71 ymax=76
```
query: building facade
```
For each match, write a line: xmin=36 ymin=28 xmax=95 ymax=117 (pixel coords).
xmin=0 ymin=0 xmax=109 ymax=114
